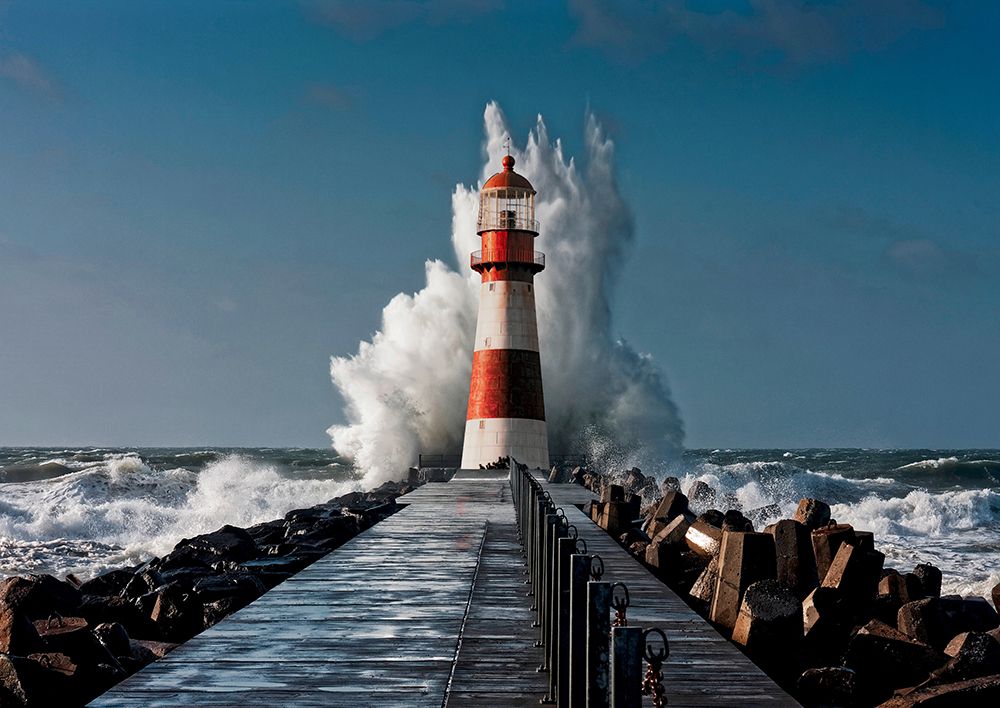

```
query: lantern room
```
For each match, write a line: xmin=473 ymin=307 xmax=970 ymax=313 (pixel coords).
xmin=477 ymin=155 xmax=538 ymax=234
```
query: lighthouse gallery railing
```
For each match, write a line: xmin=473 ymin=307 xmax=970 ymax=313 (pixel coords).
xmin=470 ymin=249 xmax=545 ymax=269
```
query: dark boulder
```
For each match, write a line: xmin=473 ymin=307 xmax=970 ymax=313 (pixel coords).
xmin=0 ymin=606 xmax=43 ymax=655
xmin=912 ymin=564 xmax=942 ymax=599
xmin=78 ymin=569 xmax=134 ymax=597
xmin=0 ymin=575 xmax=82 ymax=618
xmin=148 ymin=583 xmax=203 ymax=642
xmin=843 ymin=620 xmax=947 ymax=700
xmin=798 ymin=667 xmax=857 ymax=707
xmin=168 ymin=525 xmax=258 ymax=567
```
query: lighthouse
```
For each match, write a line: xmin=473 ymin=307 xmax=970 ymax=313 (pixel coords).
xmin=461 ymin=154 xmax=549 ymax=470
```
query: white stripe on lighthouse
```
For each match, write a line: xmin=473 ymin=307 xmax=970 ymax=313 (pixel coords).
xmin=472 ymin=281 xmax=539 ymax=353
xmin=460 ymin=418 xmax=549 ymax=470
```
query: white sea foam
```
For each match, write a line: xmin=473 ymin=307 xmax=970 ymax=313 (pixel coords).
xmin=329 ymin=103 xmax=684 ymax=484
xmin=0 ymin=453 xmax=355 ymax=579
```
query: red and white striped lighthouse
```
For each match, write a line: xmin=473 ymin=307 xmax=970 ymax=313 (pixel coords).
xmin=461 ymin=154 xmax=549 ymax=470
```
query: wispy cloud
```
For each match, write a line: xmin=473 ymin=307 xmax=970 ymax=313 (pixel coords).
xmin=0 ymin=51 xmax=62 ymax=101
xmin=304 ymin=0 xmax=502 ymax=41
xmin=568 ymin=0 xmax=942 ymax=66
xmin=305 ymin=82 xmax=354 ymax=111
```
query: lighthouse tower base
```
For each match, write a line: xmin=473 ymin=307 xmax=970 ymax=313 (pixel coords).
xmin=460 ymin=418 xmax=549 ymax=470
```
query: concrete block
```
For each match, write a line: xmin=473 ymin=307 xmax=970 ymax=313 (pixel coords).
xmin=731 ymin=579 xmax=801 ymax=655
xmin=821 ymin=542 xmax=884 ymax=609
xmin=793 ymin=498 xmax=831 ymax=530
xmin=709 ymin=531 xmax=776 ymax=631
xmin=684 ymin=519 xmax=723 ymax=559
xmin=912 ymin=563 xmax=942 ymax=599
xmin=769 ymin=519 xmax=818 ymax=598
xmin=811 ymin=523 xmax=855 ymax=581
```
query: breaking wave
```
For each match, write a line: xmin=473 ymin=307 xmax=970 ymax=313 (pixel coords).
xmin=329 ymin=102 xmax=684 ymax=484
xmin=0 ymin=452 xmax=355 ymax=579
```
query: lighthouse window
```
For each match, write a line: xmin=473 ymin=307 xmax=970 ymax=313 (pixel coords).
xmin=489 ymin=283 xmax=495 ymax=291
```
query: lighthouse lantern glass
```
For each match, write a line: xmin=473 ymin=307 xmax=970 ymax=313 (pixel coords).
xmin=477 ymin=187 xmax=537 ymax=233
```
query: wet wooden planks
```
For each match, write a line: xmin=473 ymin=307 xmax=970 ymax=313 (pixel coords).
xmin=538 ymin=476 xmax=799 ymax=707
xmin=92 ymin=472 xmax=544 ymax=707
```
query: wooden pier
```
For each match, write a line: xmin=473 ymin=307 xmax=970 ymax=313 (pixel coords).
xmin=92 ymin=470 xmax=797 ymax=707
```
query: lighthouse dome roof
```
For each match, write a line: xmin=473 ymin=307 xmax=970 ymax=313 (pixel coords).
xmin=483 ymin=155 xmax=535 ymax=193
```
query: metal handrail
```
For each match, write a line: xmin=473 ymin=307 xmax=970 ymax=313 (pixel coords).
xmin=470 ymin=250 xmax=545 ymax=269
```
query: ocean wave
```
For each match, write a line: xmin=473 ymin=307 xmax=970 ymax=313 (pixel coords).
xmin=831 ymin=488 xmax=1000 ymax=537
xmin=896 ymin=456 xmax=1000 ymax=472
xmin=0 ymin=453 xmax=357 ymax=579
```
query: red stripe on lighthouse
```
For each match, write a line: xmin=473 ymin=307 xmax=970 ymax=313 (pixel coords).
xmin=466 ymin=349 xmax=546 ymax=421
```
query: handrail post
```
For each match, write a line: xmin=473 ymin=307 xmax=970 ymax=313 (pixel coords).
xmin=610 ymin=627 xmax=644 ymax=708
xmin=568 ymin=553 xmax=593 ymax=708
xmin=586 ymin=581 xmax=612 ymax=708
xmin=555 ymin=536 xmax=576 ymax=707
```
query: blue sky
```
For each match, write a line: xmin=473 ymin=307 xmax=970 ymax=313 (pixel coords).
xmin=1 ymin=0 xmax=997 ymax=449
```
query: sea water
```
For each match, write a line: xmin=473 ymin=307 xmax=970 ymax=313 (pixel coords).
xmin=1 ymin=447 xmax=997 ymax=597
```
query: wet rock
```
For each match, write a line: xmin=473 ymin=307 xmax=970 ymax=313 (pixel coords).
xmin=745 ymin=504 xmax=781 ymax=527
xmin=939 ymin=595 xmax=1000 ymax=635
xmin=78 ymin=594 xmax=158 ymax=640
xmin=722 ymin=510 xmax=754 ymax=533
xmin=191 ymin=573 xmax=266 ymax=606
xmin=149 ymin=583 xmax=203 ymax=642
xmin=0 ymin=574 xmax=82 ymax=618
xmin=686 ymin=481 xmax=716 ymax=509
xmin=843 ymin=620 xmax=947 ymax=700
xmin=932 ymin=631 xmax=1000 ymax=683
xmin=78 ymin=569 xmax=134 ymax=597
xmin=709 ymin=531 xmax=777 ymax=631
xmin=793 ymin=498 xmax=832 ymax=530
xmin=244 ymin=519 xmax=287 ymax=546
xmin=811 ymin=524 xmax=855 ymax=582
xmin=878 ymin=674 xmax=1000 ymax=706
xmin=0 ymin=606 xmax=43 ymax=655
xmin=685 ymin=519 xmax=723 ymax=559
xmin=93 ymin=622 xmax=132 ymax=660
xmin=133 ymin=638 xmax=180 ymax=659
xmin=993 ymin=582 xmax=1000 ymax=615
xmin=122 ymin=564 xmax=167 ymax=599
xmin=769 ymin=519 xmax=818 ymax=598
xmin=731 ymin=580 xmax=801 ymax=677
xmin=912 ymin=564 xmax=942 ymax=599
xmin=659 ymin=476 xmax=681 ymax=495
xmin=798 ymin=666 xmax=857 ymax=707
xmin=168 ymin=525 xmax=258 ymax=567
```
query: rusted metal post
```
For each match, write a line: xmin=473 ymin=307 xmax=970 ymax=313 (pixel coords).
xmin=586 ymin=581 xmax=612 ymax=708
xmin=568 ymin=553 xmax=593 ymax=708
xmin=610 ymin=627 xmax=644 ymax=708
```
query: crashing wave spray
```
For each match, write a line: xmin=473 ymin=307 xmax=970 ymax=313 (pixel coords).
xmin=329 ymin=102 xmax=684 ymax=484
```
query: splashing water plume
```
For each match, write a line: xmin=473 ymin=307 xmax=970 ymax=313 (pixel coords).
xmin=329 ymin=103 xmax=685 ymax=485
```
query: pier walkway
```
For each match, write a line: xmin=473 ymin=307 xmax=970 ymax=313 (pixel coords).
xmin=92 ymin=470 xmax=796 ymax=707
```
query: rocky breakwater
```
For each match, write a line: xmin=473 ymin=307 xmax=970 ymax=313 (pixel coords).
xmin=573 ymin=466 xmax=1000 ymax=707
xmin=0 ymin=479 xmax=418 ymax=707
